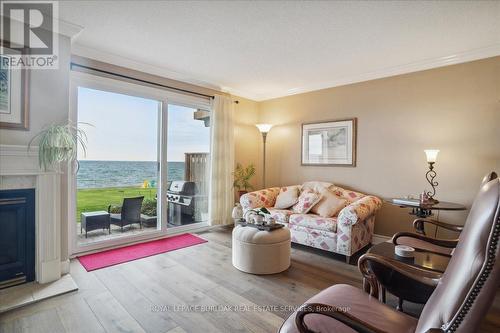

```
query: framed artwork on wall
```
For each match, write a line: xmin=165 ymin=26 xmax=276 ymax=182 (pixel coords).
xmin=301 ymin=118 xmax=357 ymax=166
xmin=0 ymin=42 xmax=29 ymax=130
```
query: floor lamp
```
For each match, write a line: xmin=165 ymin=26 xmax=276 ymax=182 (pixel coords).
xmin=256 ymin=124 xmax=273 ymax=188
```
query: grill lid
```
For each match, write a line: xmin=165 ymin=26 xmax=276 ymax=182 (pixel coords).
xmin=168 ymin=181 xmax=197 ymax=195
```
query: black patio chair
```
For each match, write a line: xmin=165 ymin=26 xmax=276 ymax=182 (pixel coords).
xmin=108 ymin=196 xmax=144 ymax=232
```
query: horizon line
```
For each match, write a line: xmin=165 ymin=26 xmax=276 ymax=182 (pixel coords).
xmin=78 ymin=159 xmax=185 ymax=163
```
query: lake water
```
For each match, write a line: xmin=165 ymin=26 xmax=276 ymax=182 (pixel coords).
xmin=77 ymin=160 xmax=184 ymax=189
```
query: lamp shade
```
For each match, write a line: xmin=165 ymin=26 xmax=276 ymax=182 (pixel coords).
xmin=255 ymin=124 xmax=273 ymax=133
xmin=424 ymin=149 xmax=440 ymax=163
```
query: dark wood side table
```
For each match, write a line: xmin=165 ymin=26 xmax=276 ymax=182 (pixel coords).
xmin=388 ymin=198 xmax=466 ymax=218
xmin=366 ymin=242 xmax=450 ymax=311
xmin=387 ymin=199 xmax=466 ymax=235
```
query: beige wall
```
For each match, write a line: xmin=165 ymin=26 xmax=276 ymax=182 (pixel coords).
xmin=233 ymin=97 xmax=262 ymax=201
xmin=255 ymin=56 xmax=500 ymax=237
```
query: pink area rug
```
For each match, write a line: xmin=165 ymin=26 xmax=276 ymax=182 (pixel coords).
xmin=77 ymin=233 xmax=207 ymax=271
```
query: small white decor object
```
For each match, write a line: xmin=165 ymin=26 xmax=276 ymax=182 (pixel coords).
xmin=395 ymin=245 xmax=415 ymax=258
xmin=265 ymin=215 xmax=276 ymax=225
xmin=232 ymin=203 xmax=243 ymax=220
xmin=253 ymin=215 xmax=265 ymax=225
xmin=243 ymin=211 xmax=255 ymax=223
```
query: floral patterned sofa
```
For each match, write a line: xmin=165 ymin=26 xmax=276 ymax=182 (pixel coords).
xmin=240 ymin=183 xmax=382 ymax=263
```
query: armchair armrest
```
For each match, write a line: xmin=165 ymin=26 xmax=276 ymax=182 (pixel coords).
xmin=338 ymin=196 xmax=382 ymax=226
xmin=413 ymin=218 xmax=463 ymax=235
xmin=392 ymin=231 xmax=458 ymax=249
xmin=358 ymin=253 xmax=442 ymax=297
xmin=295 ymin=303 xmax=383 ymax=333
xmin=295 ymin=302 xmax=444 ymax=333
xmin=240 ymin=187 xmax=280 ymax=211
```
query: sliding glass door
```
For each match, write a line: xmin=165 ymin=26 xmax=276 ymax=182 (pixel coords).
xmin=165 ymin=104 xmax=210 ymax=229
xmin=69 ymin=71 xmax=212 ymax=254
xmin=75 ymin=86 xmax=161 ymax=247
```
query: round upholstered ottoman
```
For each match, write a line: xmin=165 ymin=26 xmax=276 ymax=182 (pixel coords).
xmin=232 ymin=225 xmax=291 ymax=274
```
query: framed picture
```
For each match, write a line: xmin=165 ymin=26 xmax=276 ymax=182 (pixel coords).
xmin=301 ymin=118 xmax=357 ymax=166
xmin=0 ymin=42 xmax=29 ymax=130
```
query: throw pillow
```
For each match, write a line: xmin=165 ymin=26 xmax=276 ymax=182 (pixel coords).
xmin=274 ymin=186 xmax=301 ymax=209
xmin=310 ymin=190 xmax=348 ymax=218
xmin=301 ymin=181 xmax=334 ymax=193
xmin=292 ymin=189 xmax=322 ymax=214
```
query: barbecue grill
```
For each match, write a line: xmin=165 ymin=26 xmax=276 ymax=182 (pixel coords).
xmin=166 ymin=181 xmax=204 ymax=225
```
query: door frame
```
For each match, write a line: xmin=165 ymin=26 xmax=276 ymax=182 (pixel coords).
xmin=68 ymin=71 xmax=210 ymax=256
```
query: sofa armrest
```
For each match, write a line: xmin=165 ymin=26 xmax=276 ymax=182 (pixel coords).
xmin=240 ymin=187 xmax=281 ymax=211
xmin=338 ymin=196 xmax=382 ymax=226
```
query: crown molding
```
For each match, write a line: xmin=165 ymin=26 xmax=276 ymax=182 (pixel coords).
xmin=255 ymin=43 xmax=500 ymax=101
xmin=71 ymin=44 xmax=226 ymax=93
xmin=71 ymin=44 xmax=264 ymax=101
xmin=58 ymin=18 xmax=84 ymax=41
xmin=1 ymin=15 xmax=83 ymax=41
xmin=70 ymin=42 xmax=500 ymax=102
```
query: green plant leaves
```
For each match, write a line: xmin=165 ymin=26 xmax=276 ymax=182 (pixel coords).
xmin=233 ymin=163 xmax=256 ymax=191
xmin=28 ymin=122 xmax=91 ymax=171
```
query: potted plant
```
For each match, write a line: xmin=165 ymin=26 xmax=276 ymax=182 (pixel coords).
xmin=253 ymin=207 xmax=270 ymax=216
xmin=140 ymin=198 xmax=157 ymax=226
xmin=28 ymin=122 xmax=90 ymax=171
xmin=233 ymin=163 xmax=256 ymax=198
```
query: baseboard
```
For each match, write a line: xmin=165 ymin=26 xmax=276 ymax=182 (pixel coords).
xmin=38 ymin=259 xmax=62 ymax=284
xmin=372 ymin=234 xmax=391 ymax=244
xmin=60 ymin=259 xmax=70 ymax=274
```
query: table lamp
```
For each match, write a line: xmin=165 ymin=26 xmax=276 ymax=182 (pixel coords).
xmin=424 ymin=149 xmax=440 ymax=203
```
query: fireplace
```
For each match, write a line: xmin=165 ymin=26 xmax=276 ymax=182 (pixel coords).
xmin=1 ymin=145 xmax=64 ymax=285
xmin=0 ymin=189 xmax=35 ymax=289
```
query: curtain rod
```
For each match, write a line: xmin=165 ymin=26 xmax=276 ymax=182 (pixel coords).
xmin=70 ymin=62 xmax=215 ymax=100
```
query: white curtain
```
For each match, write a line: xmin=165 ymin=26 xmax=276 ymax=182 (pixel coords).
xmin=209 ymin=95 xmax=235 ymax=225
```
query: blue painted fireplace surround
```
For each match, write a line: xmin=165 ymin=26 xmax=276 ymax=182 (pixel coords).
xmin=0 ymin=189 xmax=35 ymax=288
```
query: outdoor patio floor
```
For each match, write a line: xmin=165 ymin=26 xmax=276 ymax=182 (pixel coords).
xmin=76 ymin=219 xmax=203 ymax=246
xmin=76 ymin=223 xmax=158 ymax=246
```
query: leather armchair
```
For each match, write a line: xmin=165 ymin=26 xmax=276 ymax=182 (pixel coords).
xmin=279 ymin=177 xmax=500 ymax=333
xmin=393 ymin=171 xmax=498 ymax=256
xmin=392 ymin=229 xmax=458 ymax=256
xmin=412 ymin=217 xmax=463 ymax=236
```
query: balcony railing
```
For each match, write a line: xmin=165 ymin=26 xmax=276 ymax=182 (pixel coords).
xmin=185 ymin=152 xmax=209 ymax=195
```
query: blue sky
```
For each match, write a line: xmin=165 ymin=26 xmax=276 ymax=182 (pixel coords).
xmin=77 ymin=87 xmax=210 ymax=162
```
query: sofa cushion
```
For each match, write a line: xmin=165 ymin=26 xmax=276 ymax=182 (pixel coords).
xmin=292 ymin=189 xmax=322 ymax=214
xmin=331 ymin=186 xmax=365 ymax=203
xmin=240 ymin=187 xmax=281 ymax=211
xmin=301 ymin=181 xmax=334 ymax=193
xmin=274 ymin=186 xmax=301 ymax=209
xmin=310 ymin=190 xmax=348 ymax=218
xmin=267 ymin=208 xmax=294 ymax=223
xmin=289 ymin=214 xmax=338 ymax=233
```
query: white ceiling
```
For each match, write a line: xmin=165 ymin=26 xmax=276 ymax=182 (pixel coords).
xmin=60 ymin=1 xmax=500 ymax=101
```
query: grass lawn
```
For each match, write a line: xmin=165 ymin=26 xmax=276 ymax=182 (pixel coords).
xmin=77 ymin=187 xmax=157 ymax=223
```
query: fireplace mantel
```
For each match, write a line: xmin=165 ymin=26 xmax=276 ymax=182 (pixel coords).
xmin=0 ymin=145 xmax=63 ymax=284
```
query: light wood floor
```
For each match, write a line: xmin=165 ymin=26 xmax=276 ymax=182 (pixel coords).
xmin=1 ymin=228 xmax=499 ymax=333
